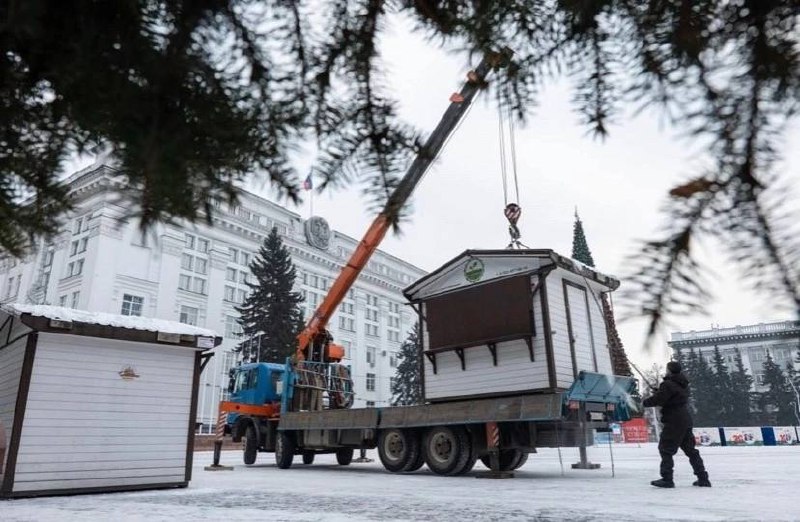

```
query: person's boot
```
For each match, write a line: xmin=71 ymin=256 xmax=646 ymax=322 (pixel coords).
xmin=650 ymin=478 xmax=675 ymax=488
xmin=693 ymin=472 xmax=711 ymax=487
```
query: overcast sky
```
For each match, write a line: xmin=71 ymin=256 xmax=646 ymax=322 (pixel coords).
xmin=252 ymin=15 xmax=800 ymax=373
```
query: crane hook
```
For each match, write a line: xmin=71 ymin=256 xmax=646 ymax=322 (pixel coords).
xmin=504 ymin=203 xmax=528 ymax=249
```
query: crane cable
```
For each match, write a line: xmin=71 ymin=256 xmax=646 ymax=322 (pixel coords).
xmin=498 ymin=100 xmax=526 ymax=248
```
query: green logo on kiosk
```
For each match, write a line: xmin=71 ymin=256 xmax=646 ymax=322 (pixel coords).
xmin=464 ymin=258 xmax=484 ymax=283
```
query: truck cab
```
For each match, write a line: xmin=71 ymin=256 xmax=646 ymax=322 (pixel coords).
xmin=225 ymin=362 xmax=285 ymax=459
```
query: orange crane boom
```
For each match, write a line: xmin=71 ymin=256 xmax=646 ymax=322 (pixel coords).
xmin=296 ymin=48 xmax=512 ymax=362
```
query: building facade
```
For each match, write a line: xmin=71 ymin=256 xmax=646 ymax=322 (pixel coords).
xmin=0 ymin=163 xmax=426 ymax=431
xmin=668 ymin=320 xmax=800 ymax=392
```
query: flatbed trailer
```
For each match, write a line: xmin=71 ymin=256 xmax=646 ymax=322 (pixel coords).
xmin=223 ymin=366 xmax=635 ymax=474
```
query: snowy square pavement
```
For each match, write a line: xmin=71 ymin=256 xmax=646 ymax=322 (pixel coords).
xmin=2 ymin=443 xmax=797 ymax=521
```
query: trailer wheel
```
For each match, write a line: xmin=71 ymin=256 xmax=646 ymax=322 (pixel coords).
xmin=512 ymin=452 xmax=529 ymax=470
xmin=336 ymin=448 xmax=354 ymax=465
xmin=479 ymin=449 xmax=521 ymax=471
xmin=378 ymin=428 xmax=417 ymax=472
xmin=403 ymin=446 xmax=425 ymax=473
xmin=450 ymin=438 xmax=477 ymax=476
xmin=424 ymin=426 xmax=470 ymax=476
xmin=275 ymin=431 xmax=295 ymax=469
xmin=243 ymin=425 xmax=258 ymax=465
xmin=302 ymin=451 xmax=315 ymax=465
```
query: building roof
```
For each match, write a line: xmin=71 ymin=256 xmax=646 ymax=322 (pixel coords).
xmin=3 ymin=303 xmax=219 ymax=338
xmin=403 ymin=249 xmax=620 ymax=302
xmin=669 ymin=320 xmax=800 ymax=348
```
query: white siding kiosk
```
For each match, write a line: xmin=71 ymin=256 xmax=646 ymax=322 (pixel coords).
xmin=404 ymin=249 xmax=620 ymax=402
xmin=0 ymin=304 xmax=220 ymax=498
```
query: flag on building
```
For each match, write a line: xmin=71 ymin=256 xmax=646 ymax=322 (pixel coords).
xmin=303 ymin=174 xmax=313 ymax=191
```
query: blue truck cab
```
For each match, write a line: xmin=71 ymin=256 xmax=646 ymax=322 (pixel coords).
xmin=226 ymin=362 xmax=285 ymax=429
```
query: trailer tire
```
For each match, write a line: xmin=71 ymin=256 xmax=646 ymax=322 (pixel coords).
xmin=302 ymin=451 xmax=315 ymax=465
xmin=450 ymin=439 xmax=477 ymax=476
xmin=401 ymin=431 xmax=424 ymax=473
xmin=479 ymin=449 xmax=521 ymax=471
xmin=336 ymin=448 xmax=354 ymax=466
xmin=243 ymin=425 xmax=258 ymax=465
xmin=512 ymin=452 xmax=529 ymax=470
xmin=378 ymin=428 xmax=417 ymax=473
xmin=403 ymin=447 xmax=426 ymax=472
xmin=424 ymin=426 xmax=470 ymax=476
xmin=275 ymin=431 xmax=295 ymax=469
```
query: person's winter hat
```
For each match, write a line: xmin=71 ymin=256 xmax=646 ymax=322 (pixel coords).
xmin=666 ymin=361 xmax=682 ymax=374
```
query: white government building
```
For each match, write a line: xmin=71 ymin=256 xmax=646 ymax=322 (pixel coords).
xmin=669 ymin=320 xmax=800 ymax=392
xmin=0 ymin=161 xmax=426 ymax=432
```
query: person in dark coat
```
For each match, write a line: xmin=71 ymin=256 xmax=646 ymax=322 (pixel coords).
xmin=642 ymin=361 xmax=711 ymax=488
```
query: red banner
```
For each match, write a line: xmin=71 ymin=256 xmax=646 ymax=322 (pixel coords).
xmin=621 ymin=418 xmax=649 ymax=443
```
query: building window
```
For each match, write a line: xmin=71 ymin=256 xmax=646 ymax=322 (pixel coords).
xmin=224 ymin=286 xmax=236 ymax=302
xmin=193 ymin=277 xmax=207 ymax=295
xmin=66 ymin=259 xmax=84 ymax=277
xmin=43 ymin=249 xmax=54 ymax=267
xmin=388 ymin=330 xmax=400 ymax=342
xmin=197 ymin=238 xmax=210 ymax=253
xmin=365 ymin=324 xmax=379 ymax=337
xmin=71 ymin=291 xmax=80 ymax=309
xmin=195 ymin=258 xmax=208 ymax=275
xmin=73 ymin=217 xmax=83 ymax=235
xmin=178 ymin=274 xmax=192 ymax=291
xmin=225 ymin=315 xmax=243 ymax=339
xmin=185 ymin=234 xmax=195 ymax=250
xmin=5 ymin=276 xmax=15 ymax=298
xmin=366 ymin=373 xmax=376 ymax=391
xmin=366 ymin=345 xmax=377 ymax=365
xmin=339 ymin=316 xmax=354 ymax=332
xmin=390 ymin=354 xmax=398 ymax=368
xmin=226 ymin=268 xmax=237 ymax=282
xmin=241 ymin=252 xmax=251 ymax=266
xmin=121 ymin=294 xmax=144 ymax=316
xmin=755 ymin=373 xmax=765 ymax=385
xmin=180 ymin=305 xmax=198 ymax=326
xmin=237 ymin=289 xmax=247 ymax=304
xmin=238 ymin=271 xmax=248 ymax=284
xmin=181 ymin=253 xmax=194 ymax=270
xmin=389 ymin=377 xmax=396 ymax=390
xmin=59 ymin=295 xmax=67 ymax=307
xmin=229 ymin=247 xmax=239 ymax=264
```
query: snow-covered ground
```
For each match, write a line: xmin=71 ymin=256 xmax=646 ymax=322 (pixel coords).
xmin=3 ymin=443 xmax=797 ymax=521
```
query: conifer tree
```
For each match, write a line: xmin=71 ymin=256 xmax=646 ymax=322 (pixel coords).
xmin=784 ymin=361 xmax=800 ymax=426
xmin=760 ymin=353 xmax=795 ymax=425
xmin=688 ymin=349 xmax=715 ymax=426
xmin=235 ymin=228 xmax=304 ymax=363
xmin=709 ymin=345 xmax=733 ymax=425
xmin=391 ymin=322 xmax=422 ymax=406
xmin=571 ymin=210 xmax=595 ymax=267
xmin=729 ymin=349 xmax=755 ymax=426
xmin=570 ymin=210 xmax=632 ymax=376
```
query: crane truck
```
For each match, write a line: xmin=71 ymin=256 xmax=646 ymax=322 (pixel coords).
xmin=216 ymin=49 xmax=638 ymax=476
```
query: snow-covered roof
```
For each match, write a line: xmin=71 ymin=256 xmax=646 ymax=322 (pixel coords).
xmin=3 ymin=304 xmax=219 ymax=338
xmin=404 ymin=249 xmax=620 ymax=301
